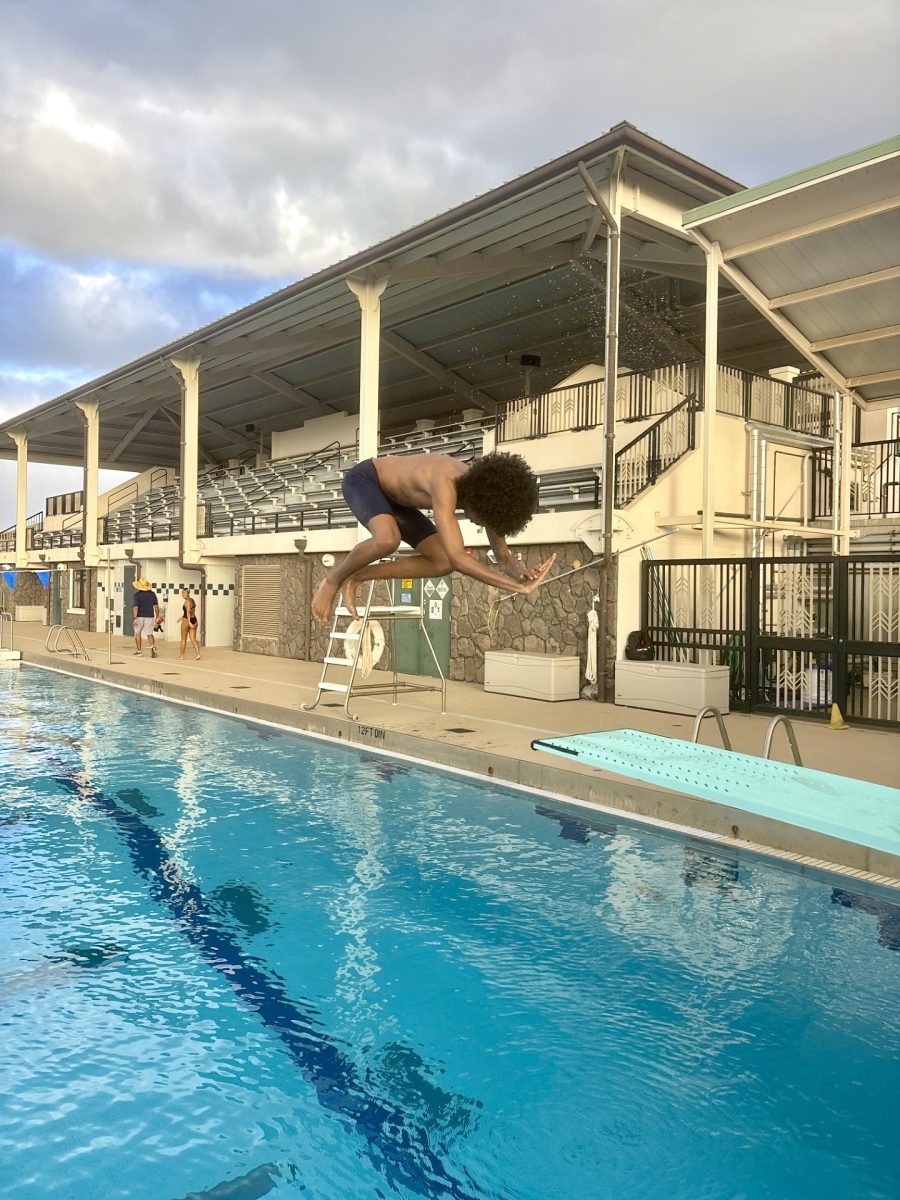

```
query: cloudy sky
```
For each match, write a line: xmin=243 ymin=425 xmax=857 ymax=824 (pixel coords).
xmin=1 ymin=0 xmax=897 ymax=529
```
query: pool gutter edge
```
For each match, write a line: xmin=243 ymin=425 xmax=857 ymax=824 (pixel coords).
xmin=20 ymin=650 xmax=900 ymax=889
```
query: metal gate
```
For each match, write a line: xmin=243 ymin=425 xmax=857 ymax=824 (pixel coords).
xmin=641 ymin=555 xmax=900 ymax=727
xmin=122 ymin=564 xmax=136 ymax=637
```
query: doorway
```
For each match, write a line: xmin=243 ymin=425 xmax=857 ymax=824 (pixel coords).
xmin=122 ymin=564 xmax=137 ymax=637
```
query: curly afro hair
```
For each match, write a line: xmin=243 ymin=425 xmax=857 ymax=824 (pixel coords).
xmin=455 ymin=452 xmax=539 ymax=537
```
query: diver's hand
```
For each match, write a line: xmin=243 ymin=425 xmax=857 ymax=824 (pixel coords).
xmin=517 ymin=554 xmax=557 ymax=594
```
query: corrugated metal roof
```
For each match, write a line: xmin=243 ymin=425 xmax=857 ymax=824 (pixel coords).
xmin=3 ymin=121 xmax=791 ymax=470
xmin=684 ymin=136 xmax=900 ymax=406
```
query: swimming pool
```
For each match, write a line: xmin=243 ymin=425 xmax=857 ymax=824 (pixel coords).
xmin=1 ymin=667 xmax=898 ymax=1200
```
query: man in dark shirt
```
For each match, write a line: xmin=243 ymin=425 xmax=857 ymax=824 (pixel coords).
xmin=132 ymin=579 xmax=160 ymax=658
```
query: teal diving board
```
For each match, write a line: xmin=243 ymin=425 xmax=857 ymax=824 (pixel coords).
xmin=532 ymin=729 xmax=900 ymax=859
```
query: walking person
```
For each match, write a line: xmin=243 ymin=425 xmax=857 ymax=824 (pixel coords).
xmin=178 ymin=588 xmax=201 ymax=660
xmin=132 ymin=579 xmax=160 ymax=658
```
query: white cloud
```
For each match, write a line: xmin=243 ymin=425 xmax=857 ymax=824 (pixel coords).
xmin=3 ymin=0 xmax=890 ymax=280
xmin=38 ymin=86 xmax=125 ymax=155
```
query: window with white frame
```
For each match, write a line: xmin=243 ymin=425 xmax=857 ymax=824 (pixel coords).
xmin=68 ymin=568 xmax=87 ymax=614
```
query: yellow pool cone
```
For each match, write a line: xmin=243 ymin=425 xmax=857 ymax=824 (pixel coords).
xmin=828 ymin=703 xmax=848 ymax=730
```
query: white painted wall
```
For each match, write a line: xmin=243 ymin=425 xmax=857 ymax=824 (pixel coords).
xmin=859 ymin=405 xmax=897 ymax=443
xmin=613 ymin=411 xmax=795 ymax=656
xmin=271 ymin=413 xmax=358 ymax=461
xmin=43 ymin=466 xmax=174 ymax=533
xmin=203 ymin=562 xmax=236 ymax=647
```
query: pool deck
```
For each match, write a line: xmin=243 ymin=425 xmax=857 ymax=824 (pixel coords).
xmin=8 ymin=621 xmax=900 ymax=886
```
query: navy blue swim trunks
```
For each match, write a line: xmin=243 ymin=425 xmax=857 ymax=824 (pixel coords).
xmin=342 ymin=459 xmax=437 ymax=549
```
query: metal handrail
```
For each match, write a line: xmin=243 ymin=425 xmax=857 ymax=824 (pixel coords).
xmin=45 ymin=623 xmax=90 ymax=660
xmin=0 ymin=610 xmax=13 ymax=651
xmin=691 ymin=706 xmax=733 ymax=751
xmin=762 ymin=716 xmax=803 ymax=766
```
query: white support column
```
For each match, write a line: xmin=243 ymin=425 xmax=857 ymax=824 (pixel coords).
xmin=701 ymin=245 xmax=721 ymax=558
xmin=837 ymin=391 xmax=853 ymax=556
xmin=8 ymin=430 xmax=28 ymax=567
xmin=170 ymin=354 xmax=202 ymax=562
xmin=75 ymin=399 xmax=100 ymax=566
xmin=347 ymin=268 xmax=389 ymax=462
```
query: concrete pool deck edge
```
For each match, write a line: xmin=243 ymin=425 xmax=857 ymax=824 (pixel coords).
xmin=17 ymin=647 xmax=900 ymax=889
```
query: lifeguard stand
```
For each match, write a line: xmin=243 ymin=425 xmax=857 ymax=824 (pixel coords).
xmin=303 ymin=579 xmax=447 ymax=721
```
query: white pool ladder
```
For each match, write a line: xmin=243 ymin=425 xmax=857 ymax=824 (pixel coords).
xmin=303 ymin=578 xmax=446 ymax=721
xmin=45 ymin=623 xmax=91 ymax=661
xmin=692 ymin=706 xmax=803 ymax=766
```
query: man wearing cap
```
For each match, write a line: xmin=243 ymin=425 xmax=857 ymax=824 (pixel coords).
xmin=132 ymin=579 xmax=160 ymax=659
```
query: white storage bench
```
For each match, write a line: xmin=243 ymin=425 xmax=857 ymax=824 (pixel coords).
xmin=484 ymin=651 xmax=580 ymax=702
xmin=15 ymin=604 xmax=47 ymax=624
xmin=615 ymin=659 xmax=729 ymax=716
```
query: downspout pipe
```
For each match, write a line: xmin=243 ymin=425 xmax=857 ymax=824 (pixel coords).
xmin=578 ymin=154 xmax=623 ymax=700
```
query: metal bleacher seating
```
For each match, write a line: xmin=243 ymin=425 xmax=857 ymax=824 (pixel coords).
xmin=98 ymin=414 xmax=601 ymax=544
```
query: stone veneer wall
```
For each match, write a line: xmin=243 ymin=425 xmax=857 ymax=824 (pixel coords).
xmin=64 ymin=569 xmax=96 ymax=632
xmin=450 ymin=543 xmax=618 ymax=699
xmin=233 ymin=553 xmax=313 ymax=660
xmin=235 ymin=546 xmax=617 ymax=699
xmin=1 ymin=569 xmax=50 ymax=621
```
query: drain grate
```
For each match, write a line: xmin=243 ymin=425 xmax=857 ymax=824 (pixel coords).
xmin=162 ymin=672 xmax=181 ymax=676
xmin=446 ymin=727 xmax=475 ymax=734
xmin=230 ymin=685 xmax=251 ymax=690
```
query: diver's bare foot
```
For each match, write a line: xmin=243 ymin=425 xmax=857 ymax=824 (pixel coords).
xmin=312 ymin=578 xmax=339 ymax=622
xmin=340 ymin=578 xmax=360 ymax=618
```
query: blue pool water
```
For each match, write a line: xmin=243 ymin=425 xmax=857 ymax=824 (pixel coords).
xmin=1 ymin=669 xmax=899 ymax=1200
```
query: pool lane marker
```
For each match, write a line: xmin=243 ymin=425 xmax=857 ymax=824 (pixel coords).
xmin=53 ymin=769 xmax=491 ymax=1200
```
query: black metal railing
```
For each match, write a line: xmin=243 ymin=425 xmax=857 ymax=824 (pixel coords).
xmin=642 ymin=554 xmax=900 ymax=727
xmin=811 ymin=438 xmax=900 ymax=520
xmin=495 ymin=379 xmax=603 ymax=442
xmin=32 ymin=528 xmax=82 ymax=549
xmin=100 ymin=517 xmax=181 ymax=544
xmin=45 ymin=489 xmax=83 ymax=517
xmin=614 ymin=397 xmax=697 ymax=507
xmin=715 ymin=365 xmax=835 ymax=437
xmin=496 ymin=360 xmax=836 ymax=445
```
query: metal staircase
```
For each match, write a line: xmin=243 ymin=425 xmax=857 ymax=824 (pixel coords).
xmin=303 ymin=578 xmax=446 ymax=721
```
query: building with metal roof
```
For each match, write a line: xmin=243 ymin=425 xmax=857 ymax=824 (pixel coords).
xmin=2 ymin=122 xmax=898 ymax=726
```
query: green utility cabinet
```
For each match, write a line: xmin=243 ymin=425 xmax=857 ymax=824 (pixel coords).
xmin=391 ymin=575 xmax=452 ymax=679
xmin=122 ymin=564 xmax=136 ymax=636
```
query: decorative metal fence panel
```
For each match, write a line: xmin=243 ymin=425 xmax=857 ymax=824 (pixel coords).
xmin=715 ymin=365 xmax=833 ymax=437
xmin=811 ymin=439 xmax=900 ymax=520
xmin=642 ymin=555 xmax=900 ymax=727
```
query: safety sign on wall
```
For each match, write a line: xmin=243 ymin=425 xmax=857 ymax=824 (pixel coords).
xmin=428 ymin=598 xmax=443 ymax=620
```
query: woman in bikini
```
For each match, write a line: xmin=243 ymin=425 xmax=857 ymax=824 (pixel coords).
xmin=178 ymin=588 xmax=201 ymax=660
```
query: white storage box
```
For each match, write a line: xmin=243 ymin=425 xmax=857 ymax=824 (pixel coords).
xmin=484 ymin=651 xmax=580 ymax=702
xmin=615 ymin=659 xmax=729 ymax=716
xmin=16 ymin=604 xmax=47 ymax=624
